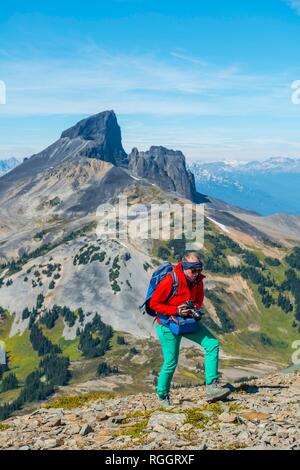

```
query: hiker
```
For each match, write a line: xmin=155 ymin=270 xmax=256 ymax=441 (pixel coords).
xmin=149 ymin=252 xmax=231 ymax=407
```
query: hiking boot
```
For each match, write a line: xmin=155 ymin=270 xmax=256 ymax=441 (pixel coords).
xmin=206 ymin=379 xmax=231 ymax=402
xmin=158 ymin=394 xmax=173 ymax=408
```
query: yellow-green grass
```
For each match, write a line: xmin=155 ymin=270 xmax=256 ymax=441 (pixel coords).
xmin=44 ymin=391 xmax=114 ymax=409
xmin=68 ymin=356 xmax=101 ymax=385
xmin=41 ymin=317 xmax=82 ymax=361
xmin=0 ymin=388 xmax=20 ymax=405
xmin=0 ymin=313 xmax=40 ymax=384
xmin=203 ymin=238 xmax=215 ymax=253
xmin=264 ymin=260 xmax=289 ymax=285
xmin=0 ymin=313 xmax=81 ymax=407
xmin=59 ymin=337 xmax=81 ymax=361
xmin=0 ymin=423 xmax=12 ymax=431
xmin=181 ymin=370 xmax=202 ymax=382
xmin=69 ymin=333 xmax=161 ymax=396
xmin=221 ymin=329 xmax=291 ymax=366
xmin=2 ymin=330 xmax=40 ymax=381
xmin=220 ymin=283 xmax=298 ymax=365
xmin=250 ymin=248 xmax=266 ymax=263
xmin=113 ymin=418 xmax=149 ymax=439
xmin=182 ymin=402 xmax=241 ymax=430
xmin=40 ymin=317 xmax=65 ymax=344
xmin=253 ymin=289 xmax=299 ymax=358
xmin=67 ymin=332 xmax=122 ymax=386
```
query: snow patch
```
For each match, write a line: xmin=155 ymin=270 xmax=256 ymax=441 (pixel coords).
xmin=206 ymin=216 xmax=230 ymax=233
xmin=130 ymin=174 xmax=141 ymax=181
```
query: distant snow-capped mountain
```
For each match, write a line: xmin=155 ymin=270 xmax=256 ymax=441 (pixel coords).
xmin=189 ymin=157 xmax=300 ymax=216
xmin=190 ymin=157 xmax=300 ymax=175
xmin=0 ymin=157 xmax=21 ymax=176
xmin=238 ymin=157 xmax=300 ymax=173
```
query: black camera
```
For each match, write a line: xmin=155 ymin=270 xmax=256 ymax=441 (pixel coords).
xmin=182 ymin=300 xmax=204 ymax=321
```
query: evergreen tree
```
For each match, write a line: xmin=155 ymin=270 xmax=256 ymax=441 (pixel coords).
xmin=39 ymin=354 xmax=70 ymax=386
xmin=1 ymin=373 xmax=19 ymax=392
xmin=97 ymin=362 xmax=118 ymax=377
xmin=117 ymin=336 xmax=126 ymax=345
xmin=29 ymin=324 xmax=61 ymax=356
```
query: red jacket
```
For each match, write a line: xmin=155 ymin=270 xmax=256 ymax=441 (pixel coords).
xmin=149 ymin=262 xmax=205 ymax=325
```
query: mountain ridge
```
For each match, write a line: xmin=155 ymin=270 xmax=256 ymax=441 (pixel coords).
xmin=0 ymin=158 xmax=21 ymax=177
xmin=0 ymin=110 xmax=197 ymax=204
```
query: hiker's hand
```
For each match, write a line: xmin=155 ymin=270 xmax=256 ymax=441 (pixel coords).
xmin=180 ymin=309 xmax=191 ymax=318
xmin=177 ymin=305 xmax=192 ymax=317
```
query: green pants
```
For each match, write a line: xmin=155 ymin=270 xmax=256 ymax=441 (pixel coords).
xmin=155 ymin=322 xmax=219 ymax=399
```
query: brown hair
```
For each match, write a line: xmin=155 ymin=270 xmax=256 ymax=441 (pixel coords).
xmin=182 ymin=252 xmax=202 ymax=262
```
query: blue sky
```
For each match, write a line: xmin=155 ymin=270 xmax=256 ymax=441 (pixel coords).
xmin=0 ymin=0 xmax=300 ymax=161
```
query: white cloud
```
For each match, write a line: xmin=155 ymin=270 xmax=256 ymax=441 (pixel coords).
xmin=285 ymin=0 xmax=300 ymax=14
xmin=0 ymin=48 xmax=293 ymax=118
xmin=123 ymin=123 xmax=300 ymax=161
xmin=169 ymin=51 xmax=208 ymax=67
xmin=0 ymin=46 xmax=299 ymax=161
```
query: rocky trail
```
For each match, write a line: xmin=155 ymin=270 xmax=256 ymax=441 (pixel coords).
xmin=1 ymin=370 xmax=300 ymax=450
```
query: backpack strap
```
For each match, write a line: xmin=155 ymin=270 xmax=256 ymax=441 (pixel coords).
xmin=156 ymin=271 xmax=179 ymax=323
xmin=140 ymin=269 xmax=178 ymax=315
xmin=165 ymin=271 xmax=178 ymax=302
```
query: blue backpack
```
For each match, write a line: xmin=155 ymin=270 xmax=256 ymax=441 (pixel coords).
xmin=140 ymin=262 xmax=178 ymax=317
xmin=140 ymin=262 xmax=198 ymax=336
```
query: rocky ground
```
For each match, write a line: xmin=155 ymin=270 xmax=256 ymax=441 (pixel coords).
xmin=1 ymin=370 xmax=300 ymax=451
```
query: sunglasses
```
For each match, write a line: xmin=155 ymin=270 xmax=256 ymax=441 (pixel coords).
xmin=190 ymin=268 xmax=203 ymax=274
